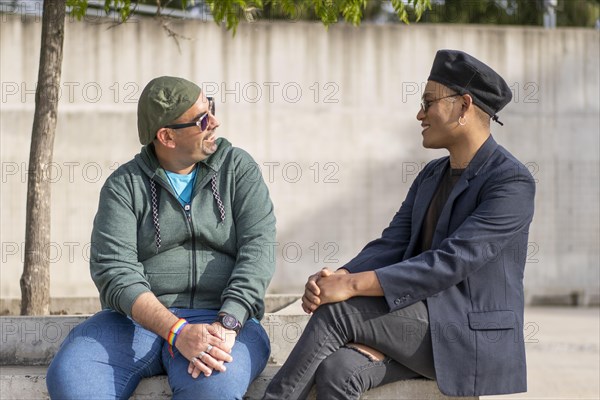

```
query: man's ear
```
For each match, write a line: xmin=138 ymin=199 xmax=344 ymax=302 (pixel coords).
xmin=461 ymin=94 xmax=474 ymax=114
xmin=155 ymin=128 xmax=176 ymax=148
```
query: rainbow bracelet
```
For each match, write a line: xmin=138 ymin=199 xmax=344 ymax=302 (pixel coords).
xmin=167 ymin=318 xmax=188 ymax=357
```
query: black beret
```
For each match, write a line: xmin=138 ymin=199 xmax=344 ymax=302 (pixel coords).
xmin=428 ymin=49 xmax=512 ymax=125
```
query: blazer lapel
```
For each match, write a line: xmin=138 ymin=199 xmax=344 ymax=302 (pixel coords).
xmin=431 ymin=135 xmax=499 ymax=248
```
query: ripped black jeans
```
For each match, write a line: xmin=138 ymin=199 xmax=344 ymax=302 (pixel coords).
xmin=263 ymin=297 xmax=436 ymax=400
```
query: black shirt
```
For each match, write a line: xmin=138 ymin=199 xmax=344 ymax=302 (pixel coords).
xmin=416 ymin=166 xmax=464 ymax=254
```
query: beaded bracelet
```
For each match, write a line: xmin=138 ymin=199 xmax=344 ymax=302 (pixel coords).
xmin=167 ymin=318 xmax=188 ymax=357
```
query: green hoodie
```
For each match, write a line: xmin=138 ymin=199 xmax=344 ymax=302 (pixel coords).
xmin=90 ymin=138 xmax=276 ymax=325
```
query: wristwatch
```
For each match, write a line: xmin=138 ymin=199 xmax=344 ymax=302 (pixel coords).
xmin=218 ymin=313 xmax=242 ymax=334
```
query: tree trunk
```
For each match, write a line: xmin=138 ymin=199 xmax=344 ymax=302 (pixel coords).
xmin=20 ymin=0 xmax=66 ymax=315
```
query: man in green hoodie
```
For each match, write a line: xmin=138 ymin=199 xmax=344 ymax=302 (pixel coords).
xmin=47 ymin=76 xmax=277 ymax=399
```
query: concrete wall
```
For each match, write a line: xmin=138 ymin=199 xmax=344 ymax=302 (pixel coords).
xmin=1 ymin=13 xmax=598 ymax=303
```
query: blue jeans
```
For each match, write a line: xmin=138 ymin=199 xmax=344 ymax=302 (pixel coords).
xmin=47 ymin=309 xmax=270 ymax=400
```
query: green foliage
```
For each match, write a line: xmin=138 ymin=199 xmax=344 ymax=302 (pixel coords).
xmin=67 ymin=0 xmax=432 ymax=29
xmin=419 ymin=0 xmax=542 ymax=25
xmin=66 ymin=0 xmax=597 ymax=28
xmin=68 ymin=0 xmax=193 ymax=22
xmin=556 ymin=0 xmax=600 ymax=27
xmin=207 ymin=0 xmax=256 ymax=33
xmin=66 ymin=0 xmax=89 ymax=20
xmin=391 ymin=0 xmax=409 ymax=23
xmin=261 ymin=0 xmax=431 ymax=26
xmin=107 ymin=0 xmax=132 ymax=21
xmin=418 ymin=0 xmax=599 ymax=27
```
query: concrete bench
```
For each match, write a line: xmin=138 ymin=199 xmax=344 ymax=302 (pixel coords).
xmin=0 ymin=297 xmax=476 ymax=399
xmin=1 ymin=365 xmax=456 ymax=400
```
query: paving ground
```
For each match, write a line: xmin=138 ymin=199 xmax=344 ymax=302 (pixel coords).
xmin=484 ymin=307 xmax=600 ymax=400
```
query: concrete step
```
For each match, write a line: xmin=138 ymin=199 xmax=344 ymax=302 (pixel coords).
xmin=0 ymin=299 xmax=478 ymax=399
xmin=0 ymin=365 xmax=473 ymax=400
xmin=0 ymin=295 xmax=301 ymax=316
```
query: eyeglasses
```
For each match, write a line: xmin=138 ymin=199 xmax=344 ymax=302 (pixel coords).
xmin=164 ymin=97 xmax=215 ymax=131
xmin=420 ymin=94 xmax=460 ymax=112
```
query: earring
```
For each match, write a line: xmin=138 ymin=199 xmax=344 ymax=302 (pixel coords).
xmin=458 ymin=116 xmax=467 ymax=126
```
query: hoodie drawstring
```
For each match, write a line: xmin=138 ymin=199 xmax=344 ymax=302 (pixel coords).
xmin=211 ymin=174 xmax=226 ymax=223
xmin=149 ymin=179 xmax=162 ymax=253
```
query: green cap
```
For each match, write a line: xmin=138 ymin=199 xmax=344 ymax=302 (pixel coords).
xmin=137 ymin=76 xmax=202 ymax=145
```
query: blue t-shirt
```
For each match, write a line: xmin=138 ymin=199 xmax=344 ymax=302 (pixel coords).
xmin=165 ymin=168 xmax=197 ymax=206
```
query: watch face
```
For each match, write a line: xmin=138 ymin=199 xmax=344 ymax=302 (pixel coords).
xmin=222 ymin=314 xmax=237 ymax=329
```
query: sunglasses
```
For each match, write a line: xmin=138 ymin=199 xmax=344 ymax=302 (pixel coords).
xmin=164 ymin=97 xmax=215 ymax=131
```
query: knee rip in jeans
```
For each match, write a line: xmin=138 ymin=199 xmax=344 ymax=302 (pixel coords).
xmin=344 ymin=344 xmax=384 ymax=363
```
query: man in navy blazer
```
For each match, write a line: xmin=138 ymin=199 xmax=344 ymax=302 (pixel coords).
xmin=264 ymin=50 xmax=536 ymax=400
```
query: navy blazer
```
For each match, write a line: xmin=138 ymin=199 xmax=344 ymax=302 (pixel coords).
xmin=342 ymin=136 xmax=536 ymax=396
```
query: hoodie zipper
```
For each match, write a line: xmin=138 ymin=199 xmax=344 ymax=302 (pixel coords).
xmin=184 ymin=203 xmax=197 ymax=309
xmin=157 ymin=172 xmax=198 ymax=310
